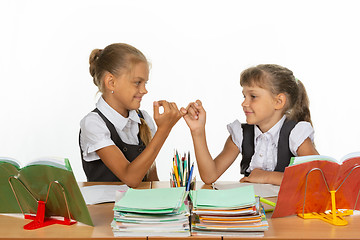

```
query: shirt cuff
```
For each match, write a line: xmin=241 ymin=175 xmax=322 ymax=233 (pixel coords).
xmin=83 ymin=139 xmax=114 ymax=162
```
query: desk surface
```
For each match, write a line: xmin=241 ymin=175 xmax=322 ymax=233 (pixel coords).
xmin=1 ymin=181 xmax=360 ymax=240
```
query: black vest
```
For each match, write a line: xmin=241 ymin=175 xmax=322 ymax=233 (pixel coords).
xmin=80 ymin=108 xmax=146 ymax=182
xmin=241 ymin=119 xmax=297 ymax=176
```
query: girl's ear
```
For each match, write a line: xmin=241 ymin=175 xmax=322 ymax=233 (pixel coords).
xmin=275 ymin=93 xmax=287 ymax=110
xmin=103 ymin=72 xmax=116 ymax=92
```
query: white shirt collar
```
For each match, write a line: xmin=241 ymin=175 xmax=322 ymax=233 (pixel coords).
xmin=96 ymin=96 xmax=141 ymax=131
xmin=254 ymin=115 xmax=286 ymax=144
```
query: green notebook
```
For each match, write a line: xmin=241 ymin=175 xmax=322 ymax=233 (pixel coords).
xmin=114 ymin=187 xmax=186 ymax=214
xmin=190 ymin=185 xmax=256 ymax=209
xmin=0 ymin=157 xmax=93 ymax=226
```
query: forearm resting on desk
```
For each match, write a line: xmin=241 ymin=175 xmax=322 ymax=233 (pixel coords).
xmin=240 ymin=168 xmax=284 ymax=186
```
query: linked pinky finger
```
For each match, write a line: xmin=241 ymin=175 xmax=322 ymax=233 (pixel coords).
xmin=187 ymin=105 xmax=199 ymax=120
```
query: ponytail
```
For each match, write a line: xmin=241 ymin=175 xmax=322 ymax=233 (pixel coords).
xmin=137 ymin=111 xmax=153 ymax=146
xmin=136 ymin=110 xmax=155 ymax=181
xmin=288 ymin=79 xmax=312 ymax=125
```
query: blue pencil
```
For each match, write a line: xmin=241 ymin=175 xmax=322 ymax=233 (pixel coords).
xmin=183 ymin=154 xmax=187 ymax=187
xmin=186 ymin=163 xmax=194 ymax=191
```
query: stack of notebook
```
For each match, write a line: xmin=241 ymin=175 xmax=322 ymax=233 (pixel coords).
xmin=190 ymin=185 xmax=269 ymax=237
xmin=111 ymin=187 xmax=190 ymax=237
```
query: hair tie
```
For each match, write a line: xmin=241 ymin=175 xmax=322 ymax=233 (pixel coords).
xmin=95 ymin=49 xmax=103 ymax=61
xmin=295 ymin=78 xmax=299 ymax=84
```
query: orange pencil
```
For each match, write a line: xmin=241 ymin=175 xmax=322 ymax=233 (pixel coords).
xmin=173 ymin=158 xmax=180 ymax=187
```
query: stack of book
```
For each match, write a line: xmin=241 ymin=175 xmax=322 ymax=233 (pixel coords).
xmin=111 ymin=187 xmax=190 ymax=237
xmin=190 ymin=185 xmax=269 ymax=237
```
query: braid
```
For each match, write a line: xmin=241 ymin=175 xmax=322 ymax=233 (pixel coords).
xmin=288 ymin=79 xmax=312 ymax=125
xmin=138 ymin=117 xmax=152 ymax=146
xmin=136 ymin=110 xmax=155 ymax=181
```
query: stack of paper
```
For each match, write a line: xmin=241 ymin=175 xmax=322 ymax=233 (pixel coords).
xmin=111 ymin=187 xmax=190 ymax=237
xmin=190 ymin=185 xmax=268 ymax=236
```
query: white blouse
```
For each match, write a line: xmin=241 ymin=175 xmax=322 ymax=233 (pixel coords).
xmin=227 ymin=115 xmax=314 ymax=173
xmin=80 ymin=97 xmax=156 ymax=162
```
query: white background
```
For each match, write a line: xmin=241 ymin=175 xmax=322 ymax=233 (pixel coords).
xmin=1 ymin=0 xmax=359 ymax=182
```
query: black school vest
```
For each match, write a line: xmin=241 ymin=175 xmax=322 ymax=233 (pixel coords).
xmin=241 ymin=119 xmax=297 ymax=177
xmin=80 ymin=108 xmax=146 ymax=182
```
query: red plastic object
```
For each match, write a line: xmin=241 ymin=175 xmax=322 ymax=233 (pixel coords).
xmin=23 ymin=201 xmax=76 ymax=230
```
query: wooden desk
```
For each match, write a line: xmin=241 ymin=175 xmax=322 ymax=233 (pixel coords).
xmin=1 ymin=181 xmax=360 ymax=240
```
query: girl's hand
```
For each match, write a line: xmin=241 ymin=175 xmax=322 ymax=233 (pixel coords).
xmin=153 ymin=100 xmax=182 ymax=132
xmin=240 ymin=168 xmax=283 ymax=185
xmin=181 ymin=100 xmax=206 ymax=133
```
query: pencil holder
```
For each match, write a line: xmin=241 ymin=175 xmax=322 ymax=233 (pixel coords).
xmin=170 ymin=176 xmax=196 ymax=191
xmin=170 ymin=150 xmax=195 ymax=191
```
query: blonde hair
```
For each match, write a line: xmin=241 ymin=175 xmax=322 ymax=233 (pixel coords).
xmin=136 ymin=110 xmax=154 ymax=181
xmin=89 ymin=43 xmax=154 ymax=179
xmin=240 ymin=64 xmax=312 ymax=125
xmin=89 ymin=43 xmax=148 ymax=92
xmin=136 ymin=110 xmax=152 ymax=147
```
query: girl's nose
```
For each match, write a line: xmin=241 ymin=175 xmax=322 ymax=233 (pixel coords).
xmin=140 ymin=83 xmax=148 ymax=94
xmin=241 ymin=98 xmax=248 ymax=107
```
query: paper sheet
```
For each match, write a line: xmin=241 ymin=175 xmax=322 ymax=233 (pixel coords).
xmin=80 ymin=184 xmax=129 ymax=205
xmin=212 ymin=182 xmax=280 ymax=198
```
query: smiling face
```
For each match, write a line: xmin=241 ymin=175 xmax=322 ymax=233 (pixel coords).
xmin=110 ymin=61 xmax=149 ymax=117
xmin=241 ymin=84 xmax=284 ymax=132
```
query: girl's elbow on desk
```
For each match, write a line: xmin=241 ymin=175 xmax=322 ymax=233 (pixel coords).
xmin=199 ymin=175 xmax=218 ymax=185
xmin=116 ymin=168 xmax=144 ymax=188
xmin=121 ymin=177 xmax=143 ymax=188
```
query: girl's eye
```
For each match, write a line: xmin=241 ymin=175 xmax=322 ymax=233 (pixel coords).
xmin=135 ymin=81 xmax=141 ymax=86
xmin=251 ymin=95 xmax=257 ymax=99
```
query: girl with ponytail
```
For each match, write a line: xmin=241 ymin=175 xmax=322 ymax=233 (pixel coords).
xmin=80 ymin=43 xmax=182 ymax=187
xmin=182 ymin=64 xmax=318 ymax=185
